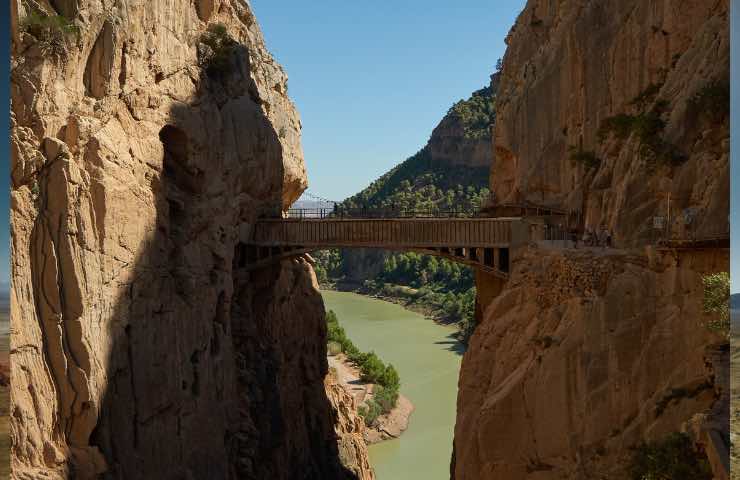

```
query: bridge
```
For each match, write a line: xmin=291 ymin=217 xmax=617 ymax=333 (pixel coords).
xmin=238 ymin=192 xmax=729 ymax=278
xmin=239 ymin=213 xmax=531 ymax=278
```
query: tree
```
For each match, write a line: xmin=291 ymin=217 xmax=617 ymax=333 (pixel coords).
xmin=380 ymin=364 xmax=400 ymax=390
xmin=702 ymin=272 xmax=729 ymax=337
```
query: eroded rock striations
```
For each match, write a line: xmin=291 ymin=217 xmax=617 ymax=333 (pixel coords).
xmin=10 ymin=1 xmax=371 ymax=478
xmin=457 ymin=250 xmax=729 ymax=479
xmin=491 ymin=0 xmax=729 ymax=245
xmin=456 ymin=0 xmax=729 ymax=479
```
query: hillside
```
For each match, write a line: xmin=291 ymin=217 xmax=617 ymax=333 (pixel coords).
xmin=315 ymin=76 xmax=498 ymax=344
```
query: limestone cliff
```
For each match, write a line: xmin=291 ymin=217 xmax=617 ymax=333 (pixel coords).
xmin=10 ymin=0 xmax=371 ymax=478
xmin=456 ymin=0 xmax=730 ymax=478
xmin=428 ymin=75 xmax=498 ymax=170
xmin=457 ymin=250 xmax=729 ymax=479
xmin=491 ymin=0 xmax=729 ymax=245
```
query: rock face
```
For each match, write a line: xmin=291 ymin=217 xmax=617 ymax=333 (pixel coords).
xmin=456 ymin=249 xmax=729 ymax=479
xmin=428 ymin=118 xmax=491 ymax=169
xmin=10 ymin=1 xmax=370 ymax=478
xmin=427 ymin=76 xmax=498 ymax=169
xmin=491 ymin=0 xmax=729 ymax=245
xmin=457 ymin=0 xmax=730 ymax=478
xmin=324 ymin=369 xmax=376 ymax=480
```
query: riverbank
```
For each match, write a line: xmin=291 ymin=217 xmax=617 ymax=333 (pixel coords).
xmin=322 ymin=290 xmax=462 ymax=479
xmin=328 ymin=353 xmax=414 ymax=444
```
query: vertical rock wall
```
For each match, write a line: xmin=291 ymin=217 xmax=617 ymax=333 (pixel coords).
xmin=491 ymin=0 xmax=729 ymax=245
xmin=10 ymin=1 xmax=371 ymax=478
xmin=458 ymin=0 xmax=730 ymax=478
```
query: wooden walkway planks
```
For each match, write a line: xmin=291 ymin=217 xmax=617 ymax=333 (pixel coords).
xmin=251 ymin=218 xmax=515 ymax=249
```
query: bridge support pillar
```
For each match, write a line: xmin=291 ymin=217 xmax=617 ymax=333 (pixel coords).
xmin=483 ymin=248 xmax=494 ymax=268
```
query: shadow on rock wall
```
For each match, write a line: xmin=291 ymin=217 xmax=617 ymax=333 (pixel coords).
xmin=20 ymin=32 xmax=356 ymax=478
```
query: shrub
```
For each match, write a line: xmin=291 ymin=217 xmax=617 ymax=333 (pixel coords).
xmin=568 ymin=147 xmax=600 ymax=169
xmin=629 ymin=83 xmax=663 ymax=111
xmin=457 ymin=314 xmax=476 ymax=345
xmin=327 ymin=341 xmax=342 ymax=356
xmin=198 ymin=23 xmax=237 ymax=78
xmin=373 ymin=385 xmax=399 ymax=413
xmin=359 ymin=352 xmax=386 ymax=384
xmin=688 ymin=81 xmax=730 ymax=123
xmin=22 ymin=10 xmax=79 ymax=56
xmin=629 ymin=433 xmax=712 ymax=480
xmin=598 ymin=107 xmax=685 ymax=169
xmin=631 ymin=110 xmax=666 ymax=144
xmin=379 ymin=364 xmax=400 ymax=391
xmin=598 ymin=114 xmax=636 ymax=142
xmin=702 ymin=272 xmax=729 ymax=337
xmin=358 ymin=399 xmax=382 ymax=427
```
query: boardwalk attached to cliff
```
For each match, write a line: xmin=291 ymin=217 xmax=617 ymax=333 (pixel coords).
xmin=240 ymin=216 xmax=530 ymax=278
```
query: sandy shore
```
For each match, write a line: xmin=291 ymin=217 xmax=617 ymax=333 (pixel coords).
xmin=328 ymin=353 xmax=414 ymax=444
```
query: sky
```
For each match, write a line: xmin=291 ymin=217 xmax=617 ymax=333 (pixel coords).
xmin=732 ymin=0 xmax=739 ymax=293
xmin=250 ymin=0 xmax=526 ymax=202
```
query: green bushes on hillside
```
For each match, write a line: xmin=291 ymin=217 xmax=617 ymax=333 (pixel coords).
xmin=448 ymin=86 xmax=496 ymax=140
xmin=335 ymin=147 xmax=490 ymax=216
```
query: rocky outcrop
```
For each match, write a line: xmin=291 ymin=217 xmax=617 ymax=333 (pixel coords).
xmin=325 ymin=369 xmax=376 ymax=480
xmin=458 ymin=0 xmax=730 ymax=478
xmin=456 ymin=248 xmax=729 ymax=479
xmin=491 ymin=0 xmax=729 ymax=245
xmin=10 ymin=1 xmax=370 ymax=478
xmin=427 ymin=76 xmax=498 ymax=169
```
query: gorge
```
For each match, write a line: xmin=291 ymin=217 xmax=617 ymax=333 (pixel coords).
xmin=9 ymin=0 xmax=730 ymax=480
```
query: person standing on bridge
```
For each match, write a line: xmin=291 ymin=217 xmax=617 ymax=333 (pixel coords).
xmin=582 ymin=229 xmax=592 ymax=247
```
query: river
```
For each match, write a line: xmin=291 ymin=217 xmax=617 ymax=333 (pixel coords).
xmin=321 ymin=290 xmax=462 ymax=480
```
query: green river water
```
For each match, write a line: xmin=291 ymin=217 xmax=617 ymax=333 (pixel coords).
xmin=321 ymin=290 xmax=463 ymax=480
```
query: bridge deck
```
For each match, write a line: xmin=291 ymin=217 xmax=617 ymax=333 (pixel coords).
xmin=251 ymin=217 xmax=522 ymax=249
xmin=243 ymin=217 xmax=528 ymax=278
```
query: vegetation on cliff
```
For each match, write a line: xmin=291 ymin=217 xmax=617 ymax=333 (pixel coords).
xmin=629 ymin=433 xmax=712 ymax=479
xmin=21 ymin=9 xmax=79 ymax=56
xmin=198 ymin=23 xmax=237 ymax=78
xmin=598 ymin=85 xmax=685 ymax=169
xmin=702 ymin=271 xmax=730 ymax=337
xmin=448 ymin=85 xmax=496 ymax=140
xmin=326 ymin=310 xmax=401 ymax=426
xmin=336 ymin=146 xmax=490 ymax=215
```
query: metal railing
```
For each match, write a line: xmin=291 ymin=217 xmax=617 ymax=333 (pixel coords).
xmin=284 ymin=206 xmax=484 ymax=219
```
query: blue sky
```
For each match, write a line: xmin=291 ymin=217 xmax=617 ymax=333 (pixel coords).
xmin=250 ymin=0 xmax=526 ymax=201
xmin=732 ymin=0 xmax=739 ymax=293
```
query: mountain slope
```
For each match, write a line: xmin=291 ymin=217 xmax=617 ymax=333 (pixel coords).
xmin=316 ymin=75 xmax=498 ymax=344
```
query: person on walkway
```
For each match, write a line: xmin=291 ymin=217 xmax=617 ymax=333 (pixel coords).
xmin=582 ymin=229 xmax=591 ymax=246
xmin=606 ymin=230 xmax=613 ymax=248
